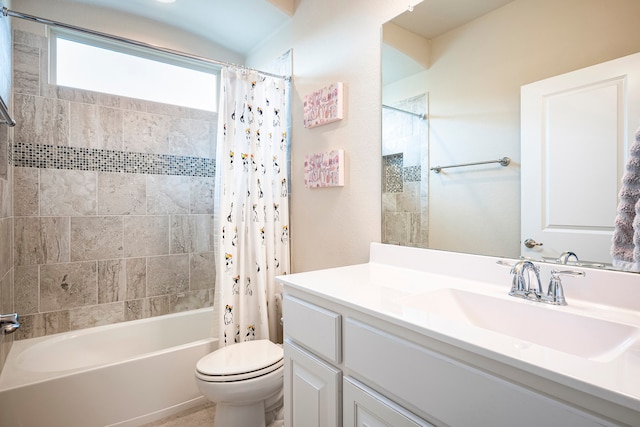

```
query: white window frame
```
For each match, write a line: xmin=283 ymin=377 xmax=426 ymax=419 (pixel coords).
xmin=49 ymin=27 xmax=220 ymax=111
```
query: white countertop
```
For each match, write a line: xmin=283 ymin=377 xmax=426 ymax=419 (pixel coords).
xmin=277 ymin=243 xmax=640 ymax=417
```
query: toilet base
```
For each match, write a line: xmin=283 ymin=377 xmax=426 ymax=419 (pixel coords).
xmin=214 ymin=401 xmax=266 ymax=427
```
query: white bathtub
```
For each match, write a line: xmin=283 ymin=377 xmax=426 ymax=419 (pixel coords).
xmin=0 ymin=307 xmax=217 ymax=427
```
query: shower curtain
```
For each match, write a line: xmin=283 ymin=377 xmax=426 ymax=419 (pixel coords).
xmin=214 ymin=67 xmax=290 ymax=347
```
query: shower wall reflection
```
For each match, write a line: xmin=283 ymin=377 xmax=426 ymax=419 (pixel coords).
xmin=381 ymin=94 xmax=428 ymax=247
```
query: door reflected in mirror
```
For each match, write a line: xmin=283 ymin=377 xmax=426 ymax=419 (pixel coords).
xmin=381 ymin=0 xmax=640 ymax=272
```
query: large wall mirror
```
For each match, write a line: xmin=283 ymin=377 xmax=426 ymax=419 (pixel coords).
xmin=382 ymin=0 xmax=640 ymax=273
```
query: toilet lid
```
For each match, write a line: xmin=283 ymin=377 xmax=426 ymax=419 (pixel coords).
xmin=196 ymin=340 xmax=283 ymax=378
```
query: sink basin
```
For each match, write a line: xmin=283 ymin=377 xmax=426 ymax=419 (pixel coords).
xmin=399 ymin=288 xmax=638 ymax=360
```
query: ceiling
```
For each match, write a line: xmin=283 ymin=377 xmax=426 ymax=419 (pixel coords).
xmin=383 ymin=0 xmax=515 ymax=85
xmin=393 ymin=0 xmax=514 ymax=40
xmin=59 ymin=0 xmax=292 ymax=55
xmin=39 ymin=1 xmax=515 ymax=74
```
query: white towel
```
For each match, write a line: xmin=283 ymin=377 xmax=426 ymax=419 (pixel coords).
xmin=612 ymin=128 xmax=640 ymax=271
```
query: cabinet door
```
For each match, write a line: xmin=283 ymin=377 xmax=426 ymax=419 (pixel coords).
xmin=284 ymin=340 xmax=341 ymax=427
xmin=343 ymin=377 xmax=434 ymax=427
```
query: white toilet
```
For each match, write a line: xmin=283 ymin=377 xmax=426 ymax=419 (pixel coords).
xmin=195 ymin=339 xmax=284 ymax=427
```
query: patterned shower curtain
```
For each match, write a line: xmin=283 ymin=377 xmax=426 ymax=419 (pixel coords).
xmin=214 ymin=67 xmax=290 ymax=347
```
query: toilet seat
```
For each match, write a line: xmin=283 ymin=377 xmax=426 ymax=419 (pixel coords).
xmin=196 ymin=340 xmax=284 ymax=382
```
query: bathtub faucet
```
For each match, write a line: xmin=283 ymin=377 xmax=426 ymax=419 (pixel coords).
xmin=1 ymin=313 xmax=20 ymax=335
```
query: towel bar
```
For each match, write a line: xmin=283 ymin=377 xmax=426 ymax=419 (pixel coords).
xmin=430 ymin=157 xmax=510 ymax=173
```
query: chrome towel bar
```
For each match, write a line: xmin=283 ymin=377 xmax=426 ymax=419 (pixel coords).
xmin=430 ymin=156 xmax=510 ymax=173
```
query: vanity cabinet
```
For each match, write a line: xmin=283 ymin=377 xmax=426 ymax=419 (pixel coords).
xmin=283 ymin=295 xmax=342 ymax=427
xmin=279 ymin=244 xmax=640 ymax=426
xmin=283 ymin=294 xmax=432 ymax=427
xmin=345 ymin=318 xmax=610 ymax=427
xmin=343 ymin=377 xmax=434 ymax=427
xmin=283 ymin=291 xmax=616 ymax=427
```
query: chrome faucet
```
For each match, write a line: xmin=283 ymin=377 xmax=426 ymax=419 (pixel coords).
xmin=500 ymin=261 xmax=585 ymax=305
xmin=509 ymin=261 xmax=543 ymax=300
xmin=0 ymin=313 xmax=20 ymax=335
xmin=558 ymin=251 xmax=578 ymax=264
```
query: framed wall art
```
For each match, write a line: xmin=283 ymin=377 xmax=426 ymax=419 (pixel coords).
xmin=303 ymin=82 xmax=344 ymax=128
xmin=304 ymin=149 xmax=345 ymax=188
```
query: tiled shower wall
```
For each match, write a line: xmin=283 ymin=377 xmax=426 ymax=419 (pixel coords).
xmin=11 ymin=28 xmax=217 ymax=340
xmin=0 ymin=2 xmax=14 ymax=371
xmin=381 ymin=94 xmax=429 ymax=247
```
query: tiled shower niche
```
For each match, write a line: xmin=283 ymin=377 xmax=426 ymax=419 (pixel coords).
xmin=383 ymin=153 xmax=403 ymax=193
xmin=11 ymin=28 xmax=217 ymax=340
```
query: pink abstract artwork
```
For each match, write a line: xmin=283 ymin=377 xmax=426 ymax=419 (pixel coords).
xmin=303 ymin=82 xmax=344 ymax=128
xmin=304 ymin=149 xmax=345 ymax=188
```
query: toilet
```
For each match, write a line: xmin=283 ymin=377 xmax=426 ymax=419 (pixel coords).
xmin=195 ymin=339 xmax=284 ymax=427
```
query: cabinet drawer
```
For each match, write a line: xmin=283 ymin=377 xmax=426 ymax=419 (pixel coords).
xmin=344 ymin=377 xmax=434 ymax=427
xmin=345 ymin=318 xmax=610 ymax=427
xmin=283 ymin=295 xmax=342 ymax=363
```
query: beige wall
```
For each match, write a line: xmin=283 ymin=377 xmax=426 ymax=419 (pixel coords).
xmin=248 ymin=0 xmax=411 ymax=272
xmin=383 ymin=0 xmax=640 ymax=258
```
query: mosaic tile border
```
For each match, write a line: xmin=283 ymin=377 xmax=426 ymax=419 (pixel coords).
xmin=11 ymin=142 xmax=215 ymax=177
xmin=404 ymin=165 xmax=421 ymax=182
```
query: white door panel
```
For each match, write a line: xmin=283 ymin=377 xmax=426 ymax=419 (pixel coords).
xmin=521 ymin=52 xmax=640 ymax=263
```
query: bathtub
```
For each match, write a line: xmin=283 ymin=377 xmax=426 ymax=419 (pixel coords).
xmin=0 ymin=307 xmax=217 ymax=427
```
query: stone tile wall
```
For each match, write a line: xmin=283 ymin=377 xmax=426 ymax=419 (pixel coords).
xmin=11 ymin=28 xmax=217 ymax=340
xmin=382 ymin=94 xmax=429 ymax=247
xmin=0 ymin=4 xmax=14 ymax=372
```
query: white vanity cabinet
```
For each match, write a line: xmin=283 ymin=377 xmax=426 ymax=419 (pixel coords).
xmin=279 ymin=244 xmax=640 ymax=426
xmin=343 ymin=377 xmax=434 ymax=427
xmin=344 ymin=318 xmax=611 ymax=427
xmin=283 ymin=291 xmax=618 ymax=427
xmin=283 ymin=295 xmax=342 ymax=427
xmin=283 ymin=293 xmax=434 ymax=427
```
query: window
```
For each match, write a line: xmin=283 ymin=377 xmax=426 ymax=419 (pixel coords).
xmin=51 ymin=29 xmax=218 ymax=112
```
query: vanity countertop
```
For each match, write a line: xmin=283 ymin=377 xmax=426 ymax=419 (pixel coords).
xmin=277 ymin=243 xmax=640 ymax=420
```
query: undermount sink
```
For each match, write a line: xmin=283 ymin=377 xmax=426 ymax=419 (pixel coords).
xmin=399 ymin=288 xmax=639 ymax=360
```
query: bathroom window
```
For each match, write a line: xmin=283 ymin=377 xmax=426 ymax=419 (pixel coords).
xmin=50 ymin=29 xmax=218 ymax=112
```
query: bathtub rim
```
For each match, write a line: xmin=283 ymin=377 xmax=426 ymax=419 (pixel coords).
xmin=0 ymin=306 xmax=216 ymax=391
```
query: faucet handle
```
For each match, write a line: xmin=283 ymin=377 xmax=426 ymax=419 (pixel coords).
xmin=496 ymin=260 xmax=515 ymax=268
xmin=547 ymin=269 xmax=585 ymax=305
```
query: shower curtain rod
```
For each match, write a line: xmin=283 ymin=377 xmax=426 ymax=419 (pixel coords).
xmin=382 ymin=104 xmax=427 ymax=120
xmin=2 ymin=7 xmax=291 ymax=81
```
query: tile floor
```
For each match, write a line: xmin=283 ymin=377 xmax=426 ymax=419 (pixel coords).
xmin=142 ymin=403 xmax=216 ymax=427
xmin=142 ymin=401 xmax=284 ymax=426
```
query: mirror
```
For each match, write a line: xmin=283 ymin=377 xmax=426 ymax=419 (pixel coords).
xmin=381 ymin=0 xmax=640 ymax=272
